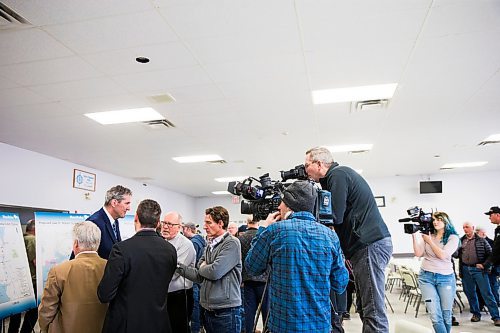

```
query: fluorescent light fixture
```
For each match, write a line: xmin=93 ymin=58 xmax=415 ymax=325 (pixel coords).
xmin=215 ymin=176 xmax=248 ymax=183
xmin=312 ymin=83 xmax=398 ymax=104
xmin=84 ymin=107 xmax=164 ymax=125
xmin=212 ymin=191 xmax=231 ymax=195
xmin=172 ymin=154 xmax=223 ymax=163
xmin=483 ymin=134 xmax=500 ymax=142
xmin=327 ymin=144 xmax=373 ymax=153
xmin=441 ymin=161 xmax=488 ymax=169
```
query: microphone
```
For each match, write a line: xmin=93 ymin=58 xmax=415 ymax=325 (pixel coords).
xmin=398 ymin=218 xmax=412 ymax=222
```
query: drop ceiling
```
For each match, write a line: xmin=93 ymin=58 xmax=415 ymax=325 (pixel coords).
xmin=0 ymin=0 xmax=499 ymax=197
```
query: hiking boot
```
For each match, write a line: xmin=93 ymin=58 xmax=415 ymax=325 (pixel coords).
xmin=471 ymin=314 xmax=481 ymax=322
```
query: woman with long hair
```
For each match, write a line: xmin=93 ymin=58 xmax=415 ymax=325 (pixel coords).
xmin=412 ymin=211 xmax=459 ymax=333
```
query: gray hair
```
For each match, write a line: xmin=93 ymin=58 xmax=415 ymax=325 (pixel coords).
xmin=306 ymin=147 xmax=334 ymax=165
xmin=73 ymin=221 xmax=101 ymax=251
xmin=104 ymin=185 xmax=132 ymax=205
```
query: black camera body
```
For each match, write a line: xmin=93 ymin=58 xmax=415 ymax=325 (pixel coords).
xmin=228 ymin=173 xmax=286 ymax=221
xmin=399 ymin=206 xmax=434 ymax=234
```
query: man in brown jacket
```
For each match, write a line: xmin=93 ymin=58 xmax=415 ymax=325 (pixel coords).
xmin=38 ymin=221 xmax=108 ymax=333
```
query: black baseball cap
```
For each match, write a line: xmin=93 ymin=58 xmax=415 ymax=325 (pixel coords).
xmin=485 ymin=206 xmax=500 ymax=215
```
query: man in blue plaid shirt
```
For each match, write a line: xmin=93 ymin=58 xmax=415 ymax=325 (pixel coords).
xmin=245 ymin=180 xmax=348 ymax=333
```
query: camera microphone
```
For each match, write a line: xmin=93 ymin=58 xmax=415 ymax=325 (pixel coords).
xmin=398 ymin=218 xmax=412 ymax=222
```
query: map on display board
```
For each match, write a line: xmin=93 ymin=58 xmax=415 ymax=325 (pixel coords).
xmin=35 ymin=212 xmax=89 ymax=303
xmin=34 ymin=212 xmax=136 ymax=302
xmin=0 ymin=213 xmax=36 ymax=320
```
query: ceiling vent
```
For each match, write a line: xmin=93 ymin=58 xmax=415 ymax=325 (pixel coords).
xmin=349 ymin=150 xmax=370 ymax=154
xmin=207 ymin=160 xmax=227 ymax=164
xmin=478 ymin=139 xmax=500 ymax=146
xmin=149 ymin=93 xmax=176 ymax=104
xmin=143 ymin=119 xmax=175 ymax=129
xmin=0 ymin=2 xmax=30 ymax=30
xmin=351 ymin=99 xmax=389 ymax=112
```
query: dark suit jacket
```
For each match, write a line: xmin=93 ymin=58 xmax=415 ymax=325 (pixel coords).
xmin=97 ymin=230 xmax=177 ymax=333
xmin=87 ymin=208 xmax=121 ymax=259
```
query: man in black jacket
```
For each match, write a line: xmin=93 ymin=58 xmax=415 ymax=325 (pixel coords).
xmin=305 ymin=147 xmax=392 ymax=333
xmin=457 ymin=222 xmax=499 ymax=324
xmin=483 ymin=206 xmax=500 ymax=307
xmin=98 ymin=199 xmax=177 ymax=333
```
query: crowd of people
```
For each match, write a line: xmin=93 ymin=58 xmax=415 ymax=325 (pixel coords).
xmin=7 ymin=147 xmax=500 ymax=333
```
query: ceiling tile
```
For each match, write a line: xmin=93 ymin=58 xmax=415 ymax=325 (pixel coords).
xmin=30 ymin=78 xmax=127 ymax=101
xmin=44 ymin=11 xmax=178 ymax=54
xmin=0 ymin=28 xmax=73 ymax=66
xmin=80 ymin=42 xmax=198 ymax=76
xmin=0 ymin=56 xmax=103 ymax=86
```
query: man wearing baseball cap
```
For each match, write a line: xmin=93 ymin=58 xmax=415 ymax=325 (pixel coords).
xmin=245 ymin=180 xmax=348 ymax=333
xmin=482 ymin=206 xmax=500 ymax=306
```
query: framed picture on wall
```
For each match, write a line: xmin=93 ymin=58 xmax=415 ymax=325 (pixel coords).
xmin=73 ymin=169 xmax=96 ymax=192
xmin=374 ymin=196 xmax=386 ymax=207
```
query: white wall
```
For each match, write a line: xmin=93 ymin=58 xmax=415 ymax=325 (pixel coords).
xmin=0 ymin=143 xmax=196 ymax=220
xmin=193 ymin=170 xmax=500 ymax=254
xmin=3 ymin=142 xmax=498 ymax=253
xmin=370 ymin=171 xmax=500 ymax=253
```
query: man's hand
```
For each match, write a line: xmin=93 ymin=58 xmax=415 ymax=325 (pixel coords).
xmin=476 ymin=263 xmax=484 ymax=270
xmin=260 ymin=211 xmax=281 ymax=228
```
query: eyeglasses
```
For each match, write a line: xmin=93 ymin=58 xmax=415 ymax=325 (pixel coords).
xmin=304 ymin=160 xmax=317 ymax=169
xmin=162 ymin=221 xmax=180 ymax=227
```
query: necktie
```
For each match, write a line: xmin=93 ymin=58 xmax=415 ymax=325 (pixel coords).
xmin=112 ymin=220 xmax=119 ymax=240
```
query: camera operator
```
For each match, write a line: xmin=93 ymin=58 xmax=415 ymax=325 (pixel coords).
xmin=304 ymin=146 xmax=392 ymax=333
xmin=412 ymin=212 xmax=459 ymax=333
xmin=245 ymin=180 xmax=348 ymax=333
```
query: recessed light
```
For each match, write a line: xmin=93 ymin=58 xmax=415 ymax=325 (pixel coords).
xmin=84 ymin=107 xmax=164 ymax=125
xmin=440 ymin=161 xmax=488 ymax=169
xmin=312 ymin=83 xmax=398 ymax=104
xmin=326 ymin=144 xmax=373 ymax=153
xmin=172 ymin=155 xmax=224 ymax=163
xmin=215 ymin=176 xmax=248 ymax=183
xmin=212 ymin=191 xmax=231 ymax=195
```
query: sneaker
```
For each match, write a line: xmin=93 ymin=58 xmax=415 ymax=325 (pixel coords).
xmin=471 ymin=315 xmax=481 ymax=322
xmin=494 ymin=319 xmax=500 ymax=327
xmin=342 ymin=312 xmax=351 ymax=320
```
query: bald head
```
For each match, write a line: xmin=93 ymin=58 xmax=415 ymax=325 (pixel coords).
xmin=227 ymin=222 xmax=238 ymax=236
xmin=462 ymin=222 xmax=475 ymax=238
xmin=161 ymin=211 xmax=183 ymax=240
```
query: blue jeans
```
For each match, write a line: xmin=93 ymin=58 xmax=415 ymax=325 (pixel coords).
xmin=191 ymin=283 xmax=201 ymax=333
xmin=243 ymin=281 xmax=268 ymax=333
xmin=489 ymin=266 xmax=500 ymax=305
xmin=462 ymin=266 xmax=500 ymax=319
xmin=419 ymin=270 xmax=455 ymax=333
xmin=350 ymin=237 xmax=392 ymax=333
xmin=201 ymin=306 xmax=241 ymax=333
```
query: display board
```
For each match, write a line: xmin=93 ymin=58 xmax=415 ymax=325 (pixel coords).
xmin=119 ymin=214 xmax=136 ymax=241
xmin=35 ymin=212 xmax=89 ymax=303
xmin=0 ymin=213 xmax=36 ymax=319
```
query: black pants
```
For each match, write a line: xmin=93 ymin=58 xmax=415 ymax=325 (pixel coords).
xmin=8 ymin=308 xmax=38 ymax=333
xmin=167 ymin=288 xmax=194 ymax=333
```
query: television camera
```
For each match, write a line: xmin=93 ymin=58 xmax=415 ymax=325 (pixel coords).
xmin=227 ymin=165 xmax=333 ymax=225
xmin=398 ymin=206 xmax=434 ymax=234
